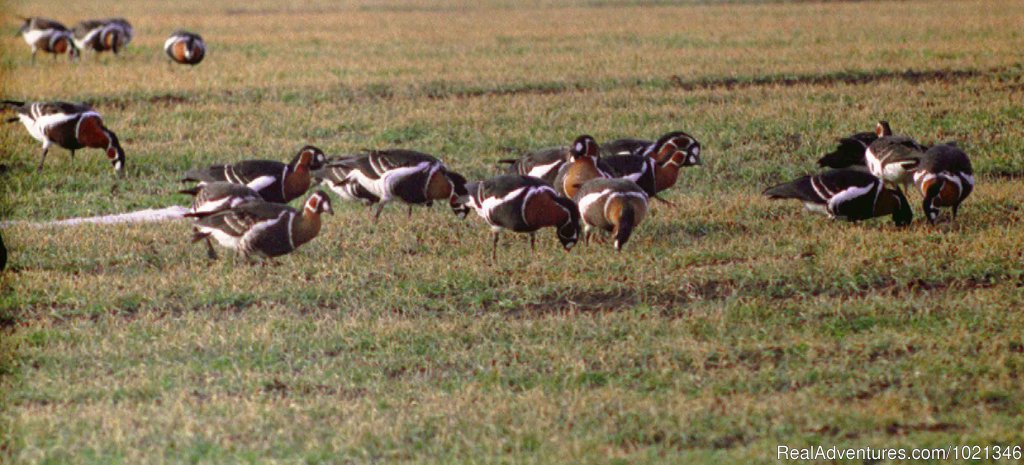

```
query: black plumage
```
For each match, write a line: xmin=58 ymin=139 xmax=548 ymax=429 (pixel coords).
xmin=764 ymin=169 xmax=913 ymax=226
xmin=457 ymin=175 xmax=580 ymax=260
xmin=913 ymin=143 xmax=974 ymax=223
xmin=317 ymin=149 xmax=468 ymax=220
xmin=182 ymin=146 xmax=327 ymax=203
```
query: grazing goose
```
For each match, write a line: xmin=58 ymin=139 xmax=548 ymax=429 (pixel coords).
xmin=763 ymin=169 xmax=913 ymax=226
xmin=914 ymin=143 xmax=974 ymax=223
xmin=817 ymin=121 xmax=891 ymax=170
xmin=17 ymin=17 xmax=79 ymax=62
xmin=551 ymin=135 xmax=612 ymax=198
xmin=864 ymin=122 xmax=927 ymax=188
xmin=497 ymin=146 xmax=569 ymax=185
xmin=72 ymin=18 xmax=133 ymax=56
xmin=164 ymin=30 xmax=205 ymax=65
xmin=318 ymin=149 xmax=469 ymax=220
xmin=600 ymin=131 xmax=702 ymax=197
xmin=2 ymin=100 xmax=125 ymax=175
xmin=456 ymin=175 xmax=580 ymax=261
xmin=189 ymin=191 xmax=333 ymax=260
xmin=182 ymin=146 xmax=327 ymax=204
xmin=574 ymin=178 xmax=649 ymax=251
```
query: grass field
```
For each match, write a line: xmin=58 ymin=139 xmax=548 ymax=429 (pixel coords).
xmin=3 ymin=0 xmax=1024 ymax=463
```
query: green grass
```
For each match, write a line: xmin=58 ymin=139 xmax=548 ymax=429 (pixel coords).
xmin=3 ymin=0 xmax=1024 ymax=463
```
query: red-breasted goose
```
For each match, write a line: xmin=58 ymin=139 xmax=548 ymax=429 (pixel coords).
xmin=552 ymin=135 xmax=612 ymax=198
xmin=182 ymin=146 xmax=327 ymax=204
xmin=914 ymin=143 xmax=974 ymax=223
xmin=189 ymin=191 xmax=333 ymax=260
xmin=17 ymin=17 xmax=79 ymax=62
xmin=2 ymin=100 xmax=125 ymax=175
xmin=574 ymin=178 xmax=649 ymax=251
xmin=764 ymin=169 xmax=913 ymax=226
xmin=318 ymin=149 xmax=469 ymax=221
xmin=456 ymin=175 xmax=580 ymax=261
xmin=72 ymin=18 xmax=133 ymax=56
xmin=600 ymin=131 xmax=702 ymax=196
xmin=164 ymin=30 xmax=205 ymax=65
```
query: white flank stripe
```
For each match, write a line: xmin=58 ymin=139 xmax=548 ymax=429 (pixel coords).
xmin=23 ymin=29 xmax=49 ymax=45
xmin=247 ymin=175 xmax=276 ymax=192
xmin=526 ymin=161 xmax=562 ymax=179
xmin=827 ymin=183 xmax=875 ymax=215
xmin=163 ymin=36 xmax=179 ymax=53
xmin=478 ymin=187 xmax=528 ymax=225
xmin=576 ymin=190 xmax=609 ymax=222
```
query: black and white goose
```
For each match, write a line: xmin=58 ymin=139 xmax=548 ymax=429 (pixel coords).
xmin=913 ymin=143 xmax=974 ymax=223
xmin=456 ymin=175 xmax=580 ymax=261
xmin=574 ymin=178 xmax=649 ymax=251
xmin=2 ymin=100 xmax=125 ymax=174
xmin=72 ymin=18 xmax=133 ymax=56
xmin=600 ymin=131 xmax=702 ymax=197
xmin=17 ymin=17 xmax=79 ymax=62
xmin=763 ymin=169 xmax=913 ymax=226
xmin=551 ymin=135 xmax=612 ymax=198
xmin=164 ymin=30 xmax=205 ymax=65
xmin=189 ymin=191 xmax=333 ymax=260
xmin=817 ymin=121 xmax=892 ymax=170
xmin=864 ymin=122 xmax=927 ymax=189
xmin=182 ymin=146 xmax=327 ymax=204
xmin=318 ymin=149 xmax=469 ymax=220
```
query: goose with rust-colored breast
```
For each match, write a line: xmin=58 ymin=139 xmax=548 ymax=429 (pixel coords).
xmin=2 ymin=100 xmax=125 ymax=175
xmin=318 ymin=149 xmax=469 ymax=220
xmin=188 ymin=191 xmax=333 ymax=260
xmin=455 ymin=175 xmax=580 ymax=261
xmin=17 ymin=17 xmax=79 ymax=62
xmin=574 ymin=178 xmax=649 ymax=251
xmin=164 ymin=30 xmax=205 ymax=65
xmin=182 ymin=146 xmax=327 ymax=204
xmin=600 ymin=131 xmax=702 ymax=197
xmin=913 ymin=142 xmax=974 ymax=224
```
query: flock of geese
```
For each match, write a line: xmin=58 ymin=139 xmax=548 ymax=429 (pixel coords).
xmin=4 ymin=16 xmax=976 ymax=265
xmin=17 ymin=16 xmax=205 ymax=65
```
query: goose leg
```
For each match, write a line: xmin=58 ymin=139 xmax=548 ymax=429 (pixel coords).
xmin=373 ymin=203 xmax=386 ymax=223
xmin=923 ymin=181 xmax=943 ymax=225
xmin=530 ymin=232 xmax=536 ymax=252
xmin=407 ymin=205 xmax=413 ymax=218
xmin=205 ymin=237 xmax=218 ymax=260
xmin=491 ymin=232 xmax=499 ymax=262
xmin=37 ymin=144 xmax=50 ymax=172
xmin=69 ymin=149 xmax=75 ymax=161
